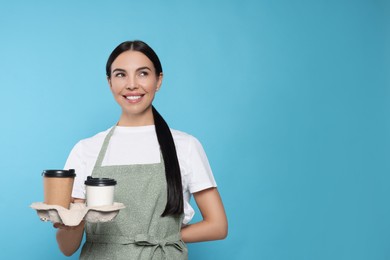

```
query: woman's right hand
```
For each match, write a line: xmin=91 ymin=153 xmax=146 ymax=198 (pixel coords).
xmin=53 ymin=220 xmax=85 ymax=231
xmin=53 ymin=198 xmax=86 ymax=230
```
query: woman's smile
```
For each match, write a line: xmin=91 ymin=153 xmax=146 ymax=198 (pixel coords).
xmin=123 ymin=94 xmax=144 ymax=103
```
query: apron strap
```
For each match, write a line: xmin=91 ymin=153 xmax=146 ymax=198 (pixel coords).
xmin=92 ymin=126 xmax=116 ymax=171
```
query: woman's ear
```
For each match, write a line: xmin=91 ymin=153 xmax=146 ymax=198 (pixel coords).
xmin=107 ymin=76 xmax=112 ymax=88
xmin=156 ymin=73 xmax=163 ymax=92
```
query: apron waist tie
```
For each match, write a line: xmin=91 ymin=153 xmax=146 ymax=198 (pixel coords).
xmin=87 ymin=233 xmax=183 ymax=258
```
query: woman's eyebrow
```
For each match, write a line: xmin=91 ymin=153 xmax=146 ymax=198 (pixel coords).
xmin=112 ymin=68 xmax=126 ymax=73
xmin=136 ymin=66 xmax=152 ymax=71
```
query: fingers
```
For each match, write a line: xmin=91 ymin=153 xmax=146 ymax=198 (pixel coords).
xmin=53 ymin=223 xmax=68 ymax=230
xmin=53 ymin=221 xmax=85 ymax=230
xmin=52 ymin=223 xmax=75 ymax=230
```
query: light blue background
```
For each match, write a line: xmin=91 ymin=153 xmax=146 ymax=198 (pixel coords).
xmin=0 ymin=0 xmax=389 ymax=259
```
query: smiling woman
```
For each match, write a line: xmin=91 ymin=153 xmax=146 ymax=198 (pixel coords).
xmin=108 ymin=50 xmax=163 ymax=126
xmin=53 ymin=40 xmax=228 ymax=260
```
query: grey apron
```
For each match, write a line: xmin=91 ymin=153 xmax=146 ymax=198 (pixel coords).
xmin=80 ymin=126 xmax=188 ymax=260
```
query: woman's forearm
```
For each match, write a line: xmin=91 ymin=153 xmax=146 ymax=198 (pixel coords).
xmin=181 ymin=219 xmax=227 ymax=243
xmin=55 ymin=199 xmax=85 ymax=256
xmin=55 ymin=221 xmax=85 ymax=256
xmin=181 ymin=188 xmax=228 ymax=243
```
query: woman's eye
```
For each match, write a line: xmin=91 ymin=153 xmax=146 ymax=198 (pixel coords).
xmin=139 ymin=71 xmax=149 ymax=77
xmin=114 ymin=72 xmax=125 ymax=78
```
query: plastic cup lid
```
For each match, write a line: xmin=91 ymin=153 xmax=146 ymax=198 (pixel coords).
xmin=42 ymin=169 xmax=76 ymax=178
xmin=84 ymin=176 xmax=117 ymax=186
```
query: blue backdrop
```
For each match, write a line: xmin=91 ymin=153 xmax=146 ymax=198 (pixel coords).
xmin=0 ymin=0 xmax=389 ymax=259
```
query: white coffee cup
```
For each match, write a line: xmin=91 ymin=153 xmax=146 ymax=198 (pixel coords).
xmin=84 ymin=177 xmax=117 ymax=207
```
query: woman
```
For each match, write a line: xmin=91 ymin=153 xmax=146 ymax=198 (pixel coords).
xmin=55 ymin=40 xmax=228 ymax=259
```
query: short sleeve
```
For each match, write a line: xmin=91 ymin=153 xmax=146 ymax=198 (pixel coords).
xmin=64 ymin=141 xmax=88 ymax=199
xmin=186 ymin=136 xmax=217 ymax=193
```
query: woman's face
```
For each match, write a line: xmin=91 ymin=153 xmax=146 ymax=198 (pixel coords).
xmin=108 ymin=51 xmax=162 ymax=120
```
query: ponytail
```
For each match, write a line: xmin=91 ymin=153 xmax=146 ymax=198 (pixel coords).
xmin=152 ymin=106 xmax=184 ymax=216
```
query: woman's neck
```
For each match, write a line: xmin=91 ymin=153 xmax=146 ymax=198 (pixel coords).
xmin=117 ymin=109 xmax=154 ymax=126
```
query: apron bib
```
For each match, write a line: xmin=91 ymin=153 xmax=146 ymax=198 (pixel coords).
xmin=80 ymin=126 xmax=188 ymax=260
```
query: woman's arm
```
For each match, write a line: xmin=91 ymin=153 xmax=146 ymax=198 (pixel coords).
xmin=54 ymin=198 xmax=85 ymax=256
xmin=181 ymin=187 xmax=228 ymax=243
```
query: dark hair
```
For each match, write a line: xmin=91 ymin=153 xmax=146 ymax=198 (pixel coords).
xmin=106 ymin=40 xmax=184 ymax=217
xmin=106 ymin=40 xmax=162 ymax=77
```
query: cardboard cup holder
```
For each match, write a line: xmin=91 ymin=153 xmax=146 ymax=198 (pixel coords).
xmin=30 ymin=202 xmax=125 ymax=226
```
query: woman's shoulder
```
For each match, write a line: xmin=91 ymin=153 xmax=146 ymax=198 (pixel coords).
xmin=73 ymin=127 xmax=112 ymax=151
xmin=171 ymin=129 xmax=197 ymax=143
xmin=170 ymin=129 xmax=205 ymax=152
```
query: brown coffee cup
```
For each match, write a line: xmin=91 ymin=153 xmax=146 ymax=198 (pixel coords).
xmin=42 ymin=169 xmax=76 ymax=209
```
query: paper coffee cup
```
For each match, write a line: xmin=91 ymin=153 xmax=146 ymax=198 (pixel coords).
xmin=43 ymin=169 xmax=76 ymax=209
xmin=84 ymin=177 xmax=117 ymax=207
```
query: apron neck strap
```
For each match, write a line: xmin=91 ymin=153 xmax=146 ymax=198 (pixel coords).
xmin=93 ymin=126 xmax=116 ymax=170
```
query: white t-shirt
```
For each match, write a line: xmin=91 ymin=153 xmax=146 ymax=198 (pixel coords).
xmin=64 ymin=125 xmax=217 ymax=224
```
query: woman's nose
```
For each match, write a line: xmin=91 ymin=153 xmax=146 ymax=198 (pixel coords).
xmin=126 ymin=76 xmax=137 ymax=90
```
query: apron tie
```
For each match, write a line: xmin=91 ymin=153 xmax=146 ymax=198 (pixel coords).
xmin=134 ymin=233 xmax=184 ymax=258
xmin=87 ymin=233 xmax=183 ymax=258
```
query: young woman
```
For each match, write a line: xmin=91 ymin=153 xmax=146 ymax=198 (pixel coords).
xmin=54 ymin=40 xmax=228 ymax=259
